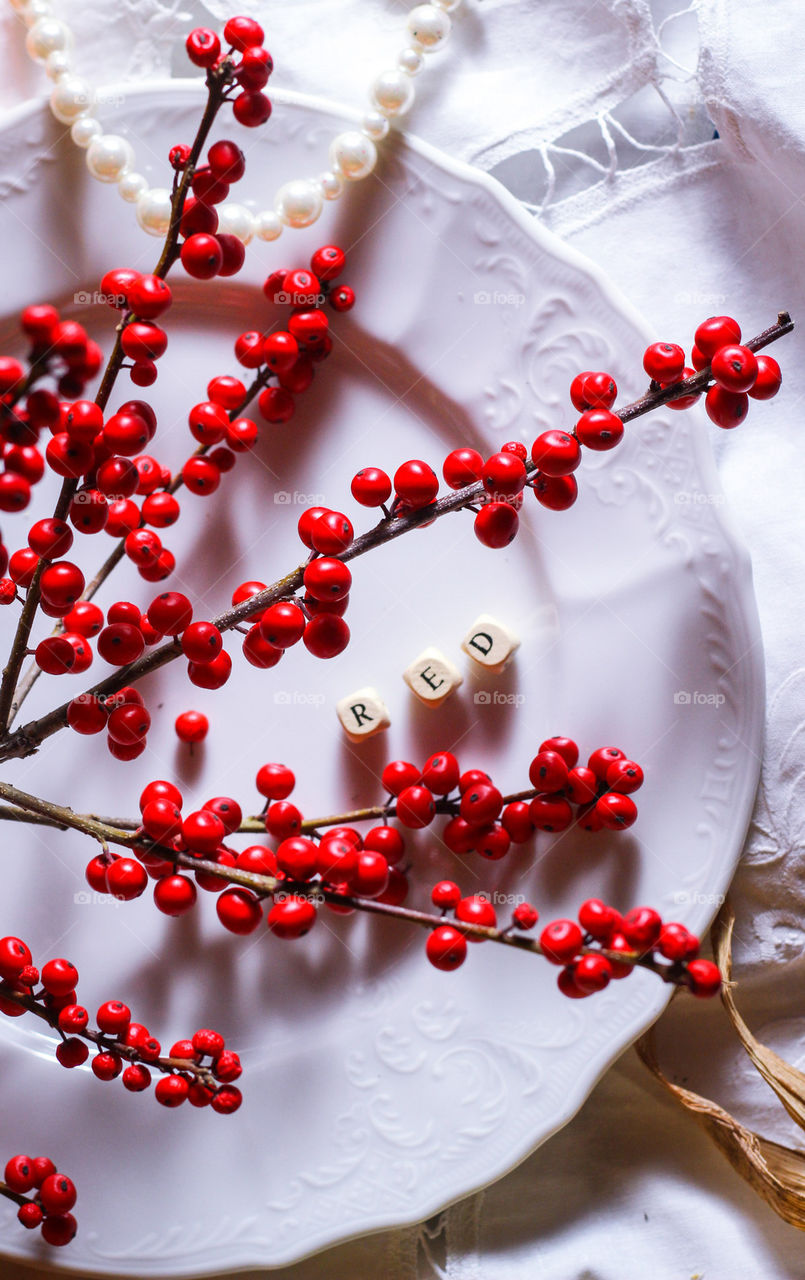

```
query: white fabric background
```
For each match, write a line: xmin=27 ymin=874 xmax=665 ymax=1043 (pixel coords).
xmin=2 ymin=1 xmax=805 ymax=1276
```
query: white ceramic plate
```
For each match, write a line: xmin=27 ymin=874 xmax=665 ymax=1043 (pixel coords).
xmin=0 ymin=84 xmax=763 ymax=1275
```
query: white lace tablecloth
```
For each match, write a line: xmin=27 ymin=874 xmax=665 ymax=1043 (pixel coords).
xmin=3 ymin=1 xmax=805 ymax=1276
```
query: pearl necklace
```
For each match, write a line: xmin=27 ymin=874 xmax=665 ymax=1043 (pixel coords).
xmin=8 ymin=0 xmax=462 ymax=244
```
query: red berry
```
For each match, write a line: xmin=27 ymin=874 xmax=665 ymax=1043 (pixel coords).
xmin=302 ymin=614 xmax=349 ymax=658
xmin=394 ymin=460 xmax=439 ymax=508
xmin=105 ymin=857 xmax=148 ymax=900
xmin=396 ymin=784 xmax=436 ymax=829
xmin=255 ymin=762 xmax=295 ymax=800
xmin=443 ymin=448 xmax=483 ymax=489
xmin=181 ymin=233 xmax=223 ymax=280
xmin=455 ymin=894 xmax=496 ymax=940
xmin=232 ymin=91 xmax=272 ymax=128
xmin=530 ymin=430 xmax=580 ymax=477
xmin=570 ymin=370 xmax=617 ymax=410
xmin=482 ymin=450 xmax=527 ymax=497
xmin=658 ymin=922 xmax=696 ymax=962
xmin=512 ymin=902 xmax=539 ymax=930
xmin=574 ymin=953 xmax=613 ymax=994
xmin=421 ymin=751 xmax=460 ymax=795
xmin=181 ymin=620 xmax=222 ymax=663
xmin=594 ymin=793 xmax=638 ymax=829
xmin=575 ymin=408 xmax=624 ymax=451
xmin=41 ymin=958 xmax=78 ymax=996
xmin=501 ymin=801 xmax=534 ymax=843
xmin=426 ymin=925 xmax=467 ymax=971
xmin=529 ymin=749 xmax=570 ymax=793
xmin=310 ymin=510 xmax=353 ymax=555
xmin=605 ymin=758 xmax=644 ymax=794
xmin=175 ymin=710 xmax=209 ymax=743
xmin=528 ymin=794 xmax=573 ymax=832
xmin=0 ymin=936 xmax=32 ymax=982
xmin=97 ymin=623 xmax=144 ymax=666
xmin=705 ymin=384 xmax=750 ymax=429
xmin=578 ymin=898 xmax=619 ymax=942
xmin=622 ymin=906 xmax=662 ymax=950
xmin=217 ymin=887 xmax=263 ymax=934
xmin=532 ymin=472 xmax=578 ymax=511
xmin=55 ymin=1038 xmax=89 ymax=1069
xmin=186 ymin=26 xmax=221 ymax=67
xmin=587 ymin=746 xmax=626 ymax=779
xmin=329 ymin=285 xmax=355 ymax=312
xmin=643 ymin=342 xmax=685 ymax=382
xmin=459 ymin=783 xmax=502 ymax=824
xmin=694 ymin=315 xmax=741 ymax=359
xmin=39 ymin=1173 xmax=76 ymax=1215
xmin=265 ymin=800 xmax=302 ymax=840
xmin=224 ymin=15 xmax=265 ymax=49
xmin=208 ymin=140 xmax=246 ymax=183
xmin=474 ymin=502 xmax=518 ymax=548
xmin=4 ymin=1155 xmax=36 ymax=1192
xmin=259 ymin=601 xmax=305 ymax=649
xmin=382 ymin=760 xmax=420 ymax=795
xmin=122 ymin=1063 xmax=151 ymax=1091
xmin=267 ymin=895 xmax=316 ymax=939
xmin=97 ymin=999 xmax=131 ymax=1034
xmin=17 ymin=1202 xmax=43 ymax=1229
xmin=153 ymin=874 xmax=197 ymax=916
xmin=431 ymin=880 xmax=461 ymax=909
xmin=686 ymin=958 xmax=722 ymax=997
xmin=540 ymin=919 xmax=583 ymax=965
xmin=748 ymin=354 xmax=782 ymax=400
xmin=40 ymin=1213 xmax=78 ymax=1246
xmin=363 ymin=826 xmax=404 ymax=864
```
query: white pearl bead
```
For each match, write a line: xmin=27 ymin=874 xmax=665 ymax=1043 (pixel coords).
xmin=25 ymin=17 xmax=72 ymax=62
xmin=397 ymin=47 xmax=425 ymax=76
xmin=275 ymin=179 xmax=322 ymax=229
xmin=362 ymin=111 xmax=390 ymax=142
xmin=70 ymin=116 xmax=102 ymax=149
xmin=49 ymin=75 xmax=95 ymax=124
xmin=369 ymin=69 xmax=415 ymax=118
xmin=86 ymin=134 xmax=135 ymax=183
xmin=44 ymin=50 xmax=72 ymax=81
xmin=217 ymin=202 xmax=255 ymax=244
xmin=318 ymin=170 xmax=344 ymax=201
xmin=329 ymin=131 xmax=377 ymax=181
xmin=433 ymin=0 xmax=462 ymax=10
xmin=136 ymin=187 xmax=173 ymax=237
xmin=254 ymin=210 xmax=283 ymax=241
xmin=22 ymin=0 xmax=52 ymax=28
xmin=407 ymin=2 xmax=452 ymax=46
xmin=118 ymin=171 xmax=149 ymax=203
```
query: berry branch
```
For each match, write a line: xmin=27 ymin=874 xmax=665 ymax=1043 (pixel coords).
xmin=0 ymin=54 xmax=241 ymax=733
xmin=0 ymin=312 xmax=792 ymax=764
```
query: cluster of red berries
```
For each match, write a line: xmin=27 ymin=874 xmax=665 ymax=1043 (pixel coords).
xmin=238 ymin=248 xmax=355 ymax=425
xmin=0 ymin=935 xmax=241 ymax=1112
xmin=186 ymin=17 xmax=273 ymax=128
xmin=643 ymin=314 xmax=782 ymax=428
xmin=99 ymin=269 xmax=172 ymax=387
xmin=0 ymin=308 xmax=102 ymax=516
xmin=423 ymin=889 xmax=722 ymax=999
xmin=178 ymin=139 xmax=252 ymax=284
xmin=539 ymin=900 xmax=721 ymax=999
xmin=3 ymin=1153 xmax=77 ymax=1247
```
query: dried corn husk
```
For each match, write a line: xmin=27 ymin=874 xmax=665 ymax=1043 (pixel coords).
xmin=635 ymin=904 xmax=805 ymax=1230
